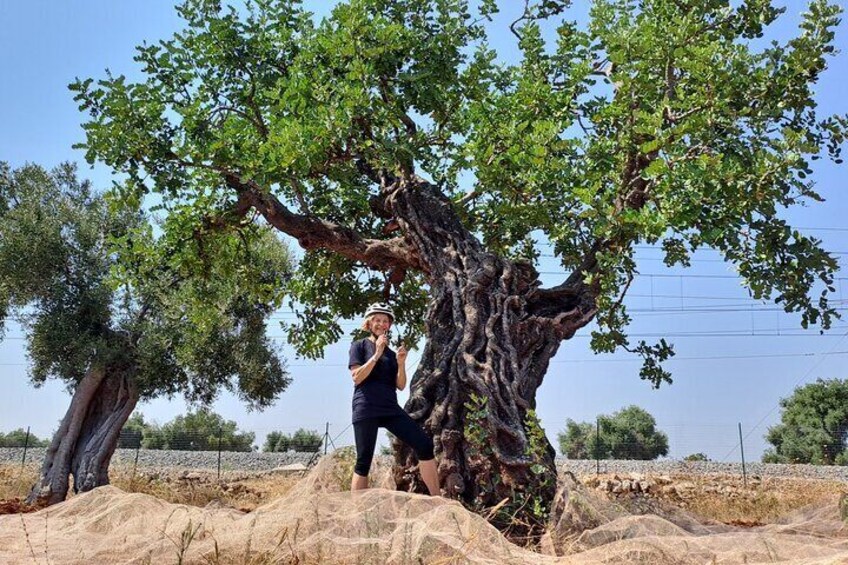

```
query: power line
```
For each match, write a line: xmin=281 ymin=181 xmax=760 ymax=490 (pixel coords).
xmin=552 ymin=350 xmax=848 ymax=364
xmin=3 ymin=349 xmax=844 ymax=370
xmin=541 ymin=252 xmax=848 ymax=260
xmin=2 ymin=327 xmax=846 ymax=344
xmin=537 ymin=271 xmax=848 ymax=280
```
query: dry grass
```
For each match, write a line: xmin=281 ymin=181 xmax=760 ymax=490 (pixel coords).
xmin=109 ymin=468 xmax=302 ymax=512
xmin=0 ymin=464 xmax=301 ymax=514
xmin=0 ymin=465 xmax=37 ymax=502
xmin=585 ymin=472 xmax=848 ymax=526
xmin=681 ymin=475 xmax=848 ymax=524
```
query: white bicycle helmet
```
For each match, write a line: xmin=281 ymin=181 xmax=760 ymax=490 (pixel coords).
xmin=364 ymin=302 xmax=395 ymax=322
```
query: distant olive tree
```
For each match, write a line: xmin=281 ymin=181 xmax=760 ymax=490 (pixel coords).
xmin=144 ymin=410 xmax=256 ymax=452
xmin=558 ymin=406 xmax=669 ymax=460
xmin=262 ymin=431 xmax=286 ymax=453
xmin=0 ymin=429 xmax=50 ymax=448
xmin=763 ymin=379 xmax=848 ymax=465
xmin=117 ymin=414 xmax=148 ymax=449
xmin=263 ymin=428 xmax=323 ymax=453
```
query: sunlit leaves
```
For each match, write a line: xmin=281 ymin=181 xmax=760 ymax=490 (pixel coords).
xmin=70 ymin=0 xmax=847 ymax=379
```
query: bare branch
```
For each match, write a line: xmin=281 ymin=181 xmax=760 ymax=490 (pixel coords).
xmin=509 ymin=1 xmax=533 ymax=43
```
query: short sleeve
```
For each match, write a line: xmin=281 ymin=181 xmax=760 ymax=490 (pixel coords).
xmin=348 ymin=339 xmax=367 ymax=369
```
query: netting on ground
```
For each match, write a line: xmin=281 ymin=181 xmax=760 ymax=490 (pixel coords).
xmin=1 ymin=449 xmax=846 ymax=564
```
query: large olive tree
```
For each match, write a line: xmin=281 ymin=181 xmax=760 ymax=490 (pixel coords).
xmin=70 ymin=0 xmax=845 ymax=534
xmin=0 ymin=162 xmax=292 ymax=505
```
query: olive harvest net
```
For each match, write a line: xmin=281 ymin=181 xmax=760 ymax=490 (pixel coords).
xmin=1 ymin=449 xmax=846 ymax=564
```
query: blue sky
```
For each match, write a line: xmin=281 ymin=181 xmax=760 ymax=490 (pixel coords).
xmin=1 ymin=0 xmax=847 ymax=460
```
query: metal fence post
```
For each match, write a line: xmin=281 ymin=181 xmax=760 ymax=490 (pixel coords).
xmin=595 ymin=417 xmax=600 ymax=477
xmin=131 ymin=443 xmax=141 ymax=486
xmin=20 ymin=426 xmax=31 ymax=470
xmin=324 ymin=422 xmax=329 ymax=455
xmin=738 ymin=422 xmax=747 ymax=488
xmin=217 ymin=427 xmax=223 ymax=480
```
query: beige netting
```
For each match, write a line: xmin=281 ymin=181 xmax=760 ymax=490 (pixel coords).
xmin=1 ymin=450 xmax=847 ymax=564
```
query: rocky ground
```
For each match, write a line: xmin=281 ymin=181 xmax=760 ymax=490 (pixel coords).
xmin=3 ymin=447 xmax=848 ymax=481
xmin=574 ymin=471 xmax=848 ymax=526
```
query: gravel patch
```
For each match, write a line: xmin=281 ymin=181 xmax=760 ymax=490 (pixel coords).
xmin=558 ymin=459 xmax=848 ymax=481
xmin=0 ymin=447 xmax=319 ymax=472
xmin=2 ymin=449 xmax=846 ymax=481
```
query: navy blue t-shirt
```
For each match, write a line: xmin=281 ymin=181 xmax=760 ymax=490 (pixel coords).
xmin=348 ymin=338 xmax=403 ymax=423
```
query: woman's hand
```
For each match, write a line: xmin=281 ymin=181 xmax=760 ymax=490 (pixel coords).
xmin=375 ymin=334 xmax=388 ymax=356
xmin=397 ymin=344 xmax=408 ymax=363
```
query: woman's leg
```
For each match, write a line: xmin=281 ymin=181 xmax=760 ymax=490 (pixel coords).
xmin=352 ymin=419 xmax=379 ymax=491
xmin=385 ymin=412 xmax=440 ymax=496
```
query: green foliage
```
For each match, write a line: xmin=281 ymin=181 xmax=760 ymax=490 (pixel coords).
xmin=558 ymin=420 xmax=596 ymax=459
xmin=463 ymin=395 xmax=553 ymax=531
xmin=0 ymin=162 xmax=294 ymax=409
xmin=763 ymin=378 xmax=848 ymax=465
xmin=0 ymin=162 xmax=118 ymax=384
xmin=262 ymin=430 xmax=285 ymax=452
xmin=127 ymin=409 xmax=256 ymax=452
xmin=0 ymin=428 xmax=50 ymax=448
xmin=68 ymin=0 xmax=847 ymax=383
xmin=262 ymin=428 xmax=323 ymax=452
xmin=684 ymin=452 xmax=710 ymax=462
xmin=118 ymin=413 xmax=148 ymax=449
xmin=523 ymin=409 xmax=555 ymax=522
xmin=463 ymin=393 xmax=492 ymax=461
xmin=558 ymin=405 xmax=669 ymax=460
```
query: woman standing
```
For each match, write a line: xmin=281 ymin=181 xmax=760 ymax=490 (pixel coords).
xmin=348 ymin=302 xmax=440 ymax=495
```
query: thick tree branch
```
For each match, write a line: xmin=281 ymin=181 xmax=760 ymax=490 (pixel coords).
xmin=222 ymin=172 xmax=424 ymax=273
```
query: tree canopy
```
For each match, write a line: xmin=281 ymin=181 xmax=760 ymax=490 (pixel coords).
xmin=70 ymin=0 xmax=846 ymax=382
xmin=0 ymin=161 xmax=293 ymax=407
xmin=763 ymin=378 xmax=848 ymax=465
xmin=558 ymin=405 xmax=669 ymax=460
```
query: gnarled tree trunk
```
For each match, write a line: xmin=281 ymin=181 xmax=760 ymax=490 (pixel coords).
xmin=27 ymin=367 xmax=139 ymax=506
xmin=389 ymin=179 xmax=597 ymax=541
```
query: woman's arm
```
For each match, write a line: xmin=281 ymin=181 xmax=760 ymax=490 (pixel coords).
xmin=351 ymin=338 xmax=387 ymax=386
xmin=351 ymin=353 xmax=380 ymax=386
xmin=396 ymin=344 xmax=408 ymax=390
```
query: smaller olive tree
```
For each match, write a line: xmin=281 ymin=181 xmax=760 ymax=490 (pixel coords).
xmin=0 ymin=162 xmax=292 ymax=505
xmin=763 ymin=378 xmax=848 ymax=465
xmin=558 ymin=405 xmax=669 ymax=460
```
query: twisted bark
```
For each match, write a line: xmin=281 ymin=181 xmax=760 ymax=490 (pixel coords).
xmin=27 ymin=369 xmax=138 ymax=506
xmin=387 ymin=179 xmax=597 ymax=540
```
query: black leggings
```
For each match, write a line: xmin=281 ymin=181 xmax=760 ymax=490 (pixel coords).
xmin=353 ymin=412 xmax=435 ymax=476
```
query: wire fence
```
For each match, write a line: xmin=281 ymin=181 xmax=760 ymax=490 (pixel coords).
xmin=2 ymin=421 xmax=847 ymax=484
